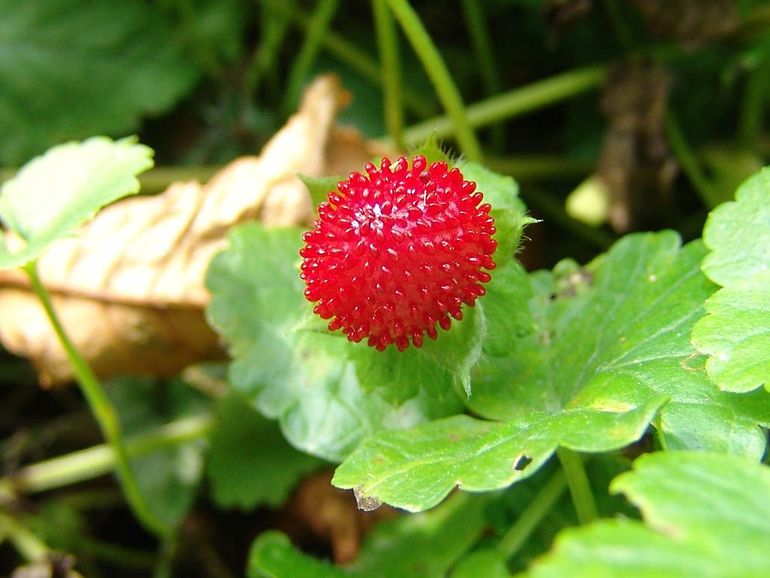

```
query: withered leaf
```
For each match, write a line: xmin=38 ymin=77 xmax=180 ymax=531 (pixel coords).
xmin=0 ymin=75 xmax=387 ymax=386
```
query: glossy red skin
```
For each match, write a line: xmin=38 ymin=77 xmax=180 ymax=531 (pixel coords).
xmin=300 ymin=155 xmax=497 ymax=351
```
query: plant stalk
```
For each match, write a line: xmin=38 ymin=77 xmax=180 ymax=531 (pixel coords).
xmin=497 ymin=470 xmax=568 ymax=561
xmin=0 ymin=511 xmax=49 ymax=562
xmin=22 ymin=262 xmax=170 ymax=537
xmin=380 ymin=65 xmax=606 ymax=148
xmin=665 ymin=114 xmax=722 ymax=208
xmin=556 ymin=448 xmax=597 ymax=525
xmin=384 ymin=0 xmax=482 ymax=161
xmin=373 ymin=0 xmax=405 ymax=150
xmin=0 ymin=414 xmax=213 ymax=497
xmin=284 ymin=0 xmax=340 ymax=110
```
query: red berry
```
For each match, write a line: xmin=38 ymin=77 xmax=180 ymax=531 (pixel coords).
xmin=300 ymin=155 xmax=497 ymax=351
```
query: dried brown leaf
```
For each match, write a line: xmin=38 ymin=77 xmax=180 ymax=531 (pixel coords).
xmin=0 ymin=75 xmax=387 ymax=386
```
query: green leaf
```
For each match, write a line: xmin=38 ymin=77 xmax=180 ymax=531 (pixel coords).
xmin=248 ymin=493 xmax=489 ymax=578
xmin=470 ymin=231 xmax=770 ymax=455
xmin=170 ymin=0 xmax=250 ymax=67
xmin=450 ymin=550 xmax=511 ymax=578
xmin=521 ymin=452 xmax=770 ymax=578
xmin=108 ymin=377 xmax=209 ymax=528
xmin=349 ymin=302 xmax=485 ymax=399
xmin=0 ymin=137 xmax=153 ymax=269
xmin=333 ymin=403 xmax=660 ymax=512
xmin=455 ymin=160 xmax=533 ymax=266
xmin=347 ymin=494 xmax=488 ymax=577
xmin=333 ymin=232 xmax=770 ymax=511
xmin=207 ymin=394 xmax=323 ymax=509
xmin=248 ymin=532 xmax=343 ymax=578
xmin=300 ymin=174 xmax=342 ymax=208
xmin=692 ymin=168 xmax=770 ymax=392
xmin=206 ymin=223 xmax=461 ymax=462
xmin=0 ymin=0 xmax=197 ymax=164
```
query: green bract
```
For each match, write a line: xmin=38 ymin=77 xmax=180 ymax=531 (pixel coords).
xmin=692 ymin=168 xmax=770 ymax=393
xmin=522 ymin=452 xmax=770 ymax=578
xmin=0 ymin=136 xmax=153 ymax=269
xmin=333 ymin=232 xmax=770 ymax=511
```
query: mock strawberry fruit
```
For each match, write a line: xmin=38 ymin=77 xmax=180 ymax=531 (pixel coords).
xmin=300 ymin=155 xmax=497 ymax=351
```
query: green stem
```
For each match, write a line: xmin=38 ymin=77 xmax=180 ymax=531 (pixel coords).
xmin=460 ymin=0 xmax=504 ymax=149
xmin=21 ymin=262 xmax=169 ymax=537
xmin=556 ymin=448 xmax=597 ymax=525
xmin=0 ymin=414 xmax=212 ymax=497
xmin=0 ymin=511 xmax=49 ymax=562
xmin=460 ymin=0 xmax=501 ymax=98
xmin=497 ymin=470 xmax=568 ymax=561
xmin=739 ymin=53 xmax=769 ymax=149
xmin=260 ymin=0 xmax=433 ymax=118
xmin=284 ymin=0 xmax=340 ymax=110
xmin=385 ymin=0 xmax=482 ymax=161
xmin=373 ymin=0 xmax=405 ymax=150
xmin=664 ymin=114 xmax=722 ymax=208
xmin=154 ymin=537 xmax=177 ymax=578
xmin=381 ymin=65 xmax=607 ymax=148
xmin=246 ymin=2 xmax=293 ymax=98
xmin=79 ymin=538 xmax=156 ymax=570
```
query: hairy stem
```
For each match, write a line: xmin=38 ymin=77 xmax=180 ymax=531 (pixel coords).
xmin=556 ymin=448 xmax=598 ymax=525
xmin=381 ymin=65 xmax=606 ymax=147
xmin=385 ymin=0 xmax=482 ymax=160
xmin=22 ymin=262 xmax=170 ymax=537
xmin=497 ymin=470 xmax=568 ymax=561
xmin=373 ymin=0 xmax=405 ymax=150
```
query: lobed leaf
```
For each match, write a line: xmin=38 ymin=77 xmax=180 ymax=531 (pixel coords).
xmin=334 ymin=232 xmax=770 ymax=511
xmin=692 ymin=168 xmax=770 ymax=392
xmin=0 ymin=137 xmax=153 ymax=269
xmin=521 ymin=452 xmax=770 ymax=578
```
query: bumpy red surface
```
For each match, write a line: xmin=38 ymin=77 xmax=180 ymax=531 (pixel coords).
xmin=300 ymin=155 xmax=497 ymax=351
